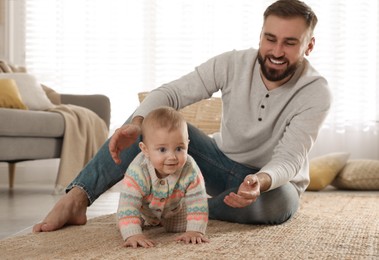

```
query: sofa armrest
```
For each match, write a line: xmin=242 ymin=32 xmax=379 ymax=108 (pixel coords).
xmin=61 ymin=94 xmax=111 ymax=129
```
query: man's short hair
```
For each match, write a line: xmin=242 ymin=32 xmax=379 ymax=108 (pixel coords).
xmin=264 ymin=0 xmax=318 ymax=35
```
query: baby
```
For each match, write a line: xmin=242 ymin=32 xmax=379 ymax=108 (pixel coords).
xmin=117 ymin=106 xmax=209 ymax=248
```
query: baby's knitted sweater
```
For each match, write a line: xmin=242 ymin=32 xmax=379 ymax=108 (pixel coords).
xmin=117 ymin=152 xmax=208 ymax=241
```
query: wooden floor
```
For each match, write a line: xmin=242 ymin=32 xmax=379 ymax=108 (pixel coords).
xmin=0 ymin=183 xmax=120 ymax=240
xmin=0 ymin=159 xmax=121 ymax=240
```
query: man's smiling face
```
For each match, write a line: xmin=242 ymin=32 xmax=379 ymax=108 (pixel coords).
xmin=258 ymin=15 xmax=314 ymax=86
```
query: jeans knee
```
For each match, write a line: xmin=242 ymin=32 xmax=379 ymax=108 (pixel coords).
xmin=264 ymin=204 xmax=297 ymax=225
xmin=208 ymin=183 xmax=300 ymax=225
xmin=259 ymin=185 xmax=300 ymax=225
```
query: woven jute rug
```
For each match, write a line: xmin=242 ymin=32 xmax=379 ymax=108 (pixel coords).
xmin=1 ymin=191 xmax=378 ymax=259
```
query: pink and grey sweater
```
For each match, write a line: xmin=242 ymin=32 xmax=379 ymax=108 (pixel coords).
xmin=117 ymin=152 xmax=208 ymax=241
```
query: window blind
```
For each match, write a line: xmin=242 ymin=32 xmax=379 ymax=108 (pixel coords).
xmin=14 ymin=0 xmax=379 ymax=136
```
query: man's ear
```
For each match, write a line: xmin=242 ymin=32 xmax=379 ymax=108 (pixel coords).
xmin=305 ymin=37 xmax=315 ymax=56
xmin=139 ymin=141 xmax=149 ymax=158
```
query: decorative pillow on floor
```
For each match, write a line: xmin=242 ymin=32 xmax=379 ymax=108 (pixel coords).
xmin=0 ymin=73 xmax=54 ymax=110
xmin=307 ymin=152 xmax=350 ymax=191
xmin=332 ymin=159 xmax=379 ymax=190
xmin=0 ymin=78 xmax=28 ymax=109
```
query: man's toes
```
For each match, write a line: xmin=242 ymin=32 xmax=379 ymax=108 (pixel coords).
xmin=40 ymin=223 xmax=55 ymax=232
xmin=32 ymin=223 xmax=43 ymax=233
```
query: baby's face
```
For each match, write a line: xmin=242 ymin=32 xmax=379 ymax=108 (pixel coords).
xmin=142 ymin=125 xmax=189 ymax=178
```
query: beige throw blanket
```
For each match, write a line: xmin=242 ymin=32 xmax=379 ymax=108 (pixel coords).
xmin=49 ymin=104 xmax=108 ymax=193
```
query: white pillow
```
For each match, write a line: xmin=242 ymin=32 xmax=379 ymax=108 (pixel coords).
xmin=0 ymin=73 xmax=54 ymax=110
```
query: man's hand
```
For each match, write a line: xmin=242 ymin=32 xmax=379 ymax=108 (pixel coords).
xmin=175 ymin=231 xmax=209 ymax=244
xmin=223 ymin=173 xmax=271 ymax=208
xmin=109 ymin=117 xmax=143 ymax=164
xmin=123 ymin=234 xmax=155 ymax=248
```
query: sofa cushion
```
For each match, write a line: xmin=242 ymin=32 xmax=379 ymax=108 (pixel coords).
xmin=0 ymin=78 xmax=28 ymax=110
xmin=42 ymin=84 xmax=61 ymax=105
xmin=0 ymin=73 xmax=54 ymax=110
xmin=0 ymin=108 xmax=64 ymax=137
xmin=0 ymin=60 xmax=13 ymax=72
xmin=0 ymin=137 xmax=62 ymax=161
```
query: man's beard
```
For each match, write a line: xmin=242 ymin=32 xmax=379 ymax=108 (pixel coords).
xmin=257 ymin=53 xmax=299 ymax=82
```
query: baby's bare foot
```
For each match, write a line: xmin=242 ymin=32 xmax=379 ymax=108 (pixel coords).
xmin=33 ymin=187 xmax=88 ymax=232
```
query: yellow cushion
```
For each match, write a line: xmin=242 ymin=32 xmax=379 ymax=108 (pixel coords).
xmin=0 ymin=78 xmax=28 ymax=109
xmin=307 ymin=152 xmax=350 ymax=191
xmin=332 ymin=159 xmax=379 ymax=190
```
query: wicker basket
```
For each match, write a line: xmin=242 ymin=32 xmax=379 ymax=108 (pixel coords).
xmin=138 ymin=92 xmax=222 ymax=135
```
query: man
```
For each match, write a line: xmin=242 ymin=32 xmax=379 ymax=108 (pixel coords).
xmin=34 ymin=0 xmax=331 ymax=232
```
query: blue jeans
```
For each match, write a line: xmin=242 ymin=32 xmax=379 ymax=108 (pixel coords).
xmin=68 ymin=119 xmax=300 ymax=225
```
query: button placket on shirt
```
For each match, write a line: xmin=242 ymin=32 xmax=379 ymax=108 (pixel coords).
xmin=258 ymin=93 xmax=269 ymax=122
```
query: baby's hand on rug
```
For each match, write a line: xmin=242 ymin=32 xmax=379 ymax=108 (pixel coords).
xmin=175 ymin=231 xmax=209 ymax=244
xmin=124 ymin=234 xmax=155 ymax=248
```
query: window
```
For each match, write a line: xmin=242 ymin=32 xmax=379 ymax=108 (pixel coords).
xmin=9 ymin=0 xmax=379 ymax=159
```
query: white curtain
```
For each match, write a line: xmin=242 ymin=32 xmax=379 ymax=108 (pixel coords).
xmin=13 ymin=0 xmax=379 ymax=159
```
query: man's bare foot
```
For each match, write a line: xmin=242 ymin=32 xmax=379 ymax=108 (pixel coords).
xmin=33 ymin=187 xmax=88 ymax=232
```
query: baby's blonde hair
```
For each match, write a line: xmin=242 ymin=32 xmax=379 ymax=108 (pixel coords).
xmin=141 ymin=107 xmax=187 ymax=138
